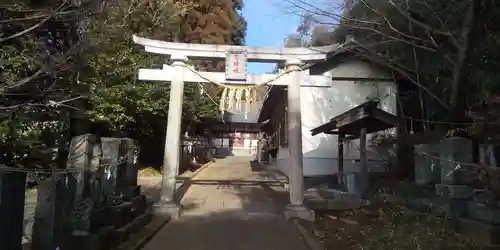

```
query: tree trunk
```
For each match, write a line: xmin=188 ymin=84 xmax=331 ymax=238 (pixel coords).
xmin=449 ymin=0 xmax=479 ymax=122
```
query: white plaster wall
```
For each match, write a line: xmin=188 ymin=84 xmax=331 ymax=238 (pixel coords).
xmin=277 ymin=60 xmax=397 ymax=177
xmin=243 ymin=138 xmax=252 ymax=149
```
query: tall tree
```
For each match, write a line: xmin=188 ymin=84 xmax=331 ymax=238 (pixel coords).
xmin=177 ymin=0 xmax=246 ymax=45
xmin=286 ymin=0 xmax=500 ymax=136
xmin=0 ymin=0 xmax=247 ymax=167
xmin=82 ymin=0 xmax=246 ymax=164
xmin=175 ymin=0 xmax=247 ymax=122
xmin=0 ymin=0 xmax=98 ymax=168
xmin=83 ymin=0 xmax=246 ymax=134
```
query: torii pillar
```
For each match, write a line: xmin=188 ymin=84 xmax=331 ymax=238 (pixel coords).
xmin=282 ymin=58 xmax=311 ymax=220
xmin=155 ymin=55 xmax=187 ymax=218
xmin=133 ymin=35 xmax=335 ymax=221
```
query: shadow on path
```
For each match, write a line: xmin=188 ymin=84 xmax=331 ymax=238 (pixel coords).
xmin=141 ymin=157 xmax=308 ymax=250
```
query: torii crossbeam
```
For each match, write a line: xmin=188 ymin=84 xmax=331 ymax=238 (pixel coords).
xmin=138 ymin=65 xmax=332 ymax=87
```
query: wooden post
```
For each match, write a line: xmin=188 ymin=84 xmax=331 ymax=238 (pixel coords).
xmin=338 ymin=132 xmax=345 ymax=173
xmin=257 ymin=132 xmax=264 ymax=163
xmin=360 ymin=128 xmax=367 ymax=173
xmin=206 ymin=133 xmax=214 ymax=160
xmin=0 ymin=171 xmax=26 ymax=250
xmin=283 ymin=59 xmax=314 ymax=221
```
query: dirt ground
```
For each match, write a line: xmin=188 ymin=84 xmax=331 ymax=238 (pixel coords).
xmin=302 ymin=191 xmax=478 ymax=250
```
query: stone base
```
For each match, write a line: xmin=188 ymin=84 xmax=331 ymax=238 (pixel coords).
xmin=153 ymin=201 xmax=180 ymax=219
xmin=114 ymin=209 xmax=153 ymax=244
xmin=283 ymin=204 xmax=315 ymax=222
xmin=430 ymin=198 xmax=467 ymax=218
xmin=458 ymin=218 xmax=500 ymax=246
xmin=118 ymin=185 xmax=141 ymax=201
xmin=72 ymin=226 xmax=115 ymax=250
xmin=405 ymin=196 xmax=434 ymax=213
xmin=435 ymin=184 xmax=473 ymax=199
xmin=393 ymin=183 xmax=434 ymax=199
xmin=305 ymin=188 xmax=366 ymax=211
xmin=468 ymin=201 xmax=500 ymax=225
xmin=72 ymin=232 xmax=102 ymax=250
xmin=110 ymin=202 xmax=134 ymax=228
xmin=405 ymin=195 xmax=467 ymax=218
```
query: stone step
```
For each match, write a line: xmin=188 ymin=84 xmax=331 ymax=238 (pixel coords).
xmin=115 ymin=215 xmax=170 ymax=250
xmin=304 ymin=188 xmax=367 ymax=211
xmin=90 ymin=202 xmax=135 ymax=230
xmin=73 ymin=209 xmax=154 ymax=250
xmin=113 ymin=213 xmax=150 ymax=246
xmin=327 ymin=173 xmax=368 ymax=195
xmin=131 ymin=195 xmax=147 ymax=217
xmin=109 ymin=202 xmax=134 ymax=228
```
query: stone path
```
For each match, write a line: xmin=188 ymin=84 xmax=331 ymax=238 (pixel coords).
xmin=142 ymin=156 xmax=309 ymax=250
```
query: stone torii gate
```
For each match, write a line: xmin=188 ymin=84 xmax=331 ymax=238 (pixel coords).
xmin=133 ymin=35 xmax=334 ymax=221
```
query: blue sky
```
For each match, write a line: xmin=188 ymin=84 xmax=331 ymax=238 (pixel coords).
xmin=242 ymin=0 xmax=301 ymax=74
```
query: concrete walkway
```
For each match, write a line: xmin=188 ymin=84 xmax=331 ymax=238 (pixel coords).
xmin=142 ymin=157 xmax=309 ymax=250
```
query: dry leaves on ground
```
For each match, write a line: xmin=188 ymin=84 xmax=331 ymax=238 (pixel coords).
xmin=305 ymin=193 xmax=477 ymax=250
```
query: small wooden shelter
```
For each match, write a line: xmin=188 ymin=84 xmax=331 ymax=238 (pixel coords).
xmin=311 ymin=100 xmax=402 ymax=173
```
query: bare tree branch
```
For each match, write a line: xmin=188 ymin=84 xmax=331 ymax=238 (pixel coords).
xmin=1 ymin=39 xmax=85 ymax=94
xmin=358 ymin=0 xmax=428 ymax=43
xmin=282 ymin=0 xmax=381 ymax=26
xmin=351 ymin=41 xmax=449 ymax=109
xmin=310 ymin=16 xmax=440 ymax=53
xmin=282 ymin=0 xmax=446 ymax=53
xmin=282 ymin=0 xmax=480 ymax=113
xmin=388 ymin=0 xmax=460 ymax=48
xmin=0 ymin=1 xmax=68 ymax=43
xmin=0 ymin=95 xmax=85 ymax=111
xmin=425 ymin=30 xmax=457 ymax=68
xmin=0 ymin=8 xmax=81 ymax=24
